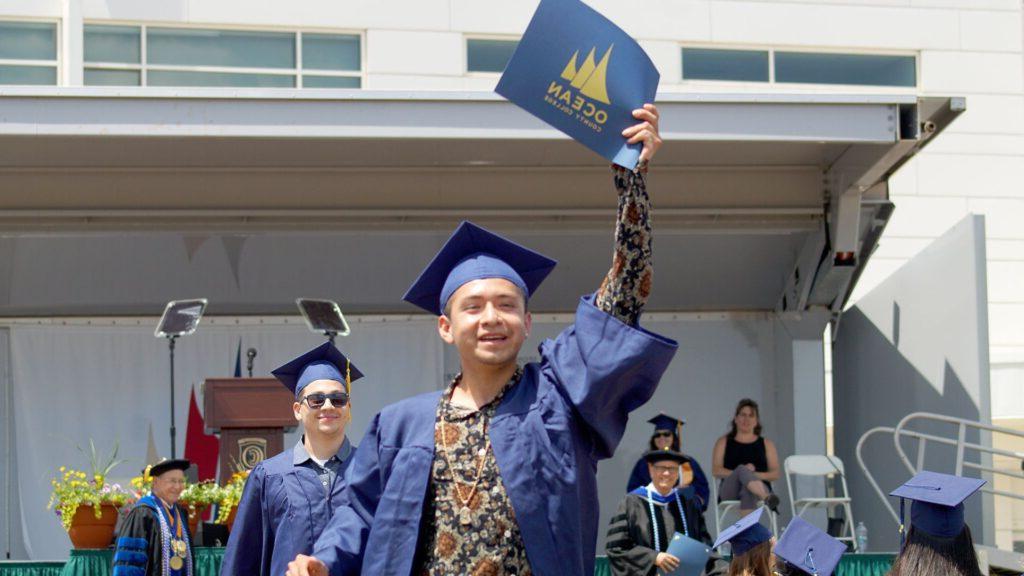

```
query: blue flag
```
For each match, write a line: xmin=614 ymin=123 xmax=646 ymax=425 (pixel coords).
xmin=496 ymin=0 xmax=660 ymax=169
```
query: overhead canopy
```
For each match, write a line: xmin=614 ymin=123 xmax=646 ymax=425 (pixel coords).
xmin=0 ymin=88 xmax=961 ymax=315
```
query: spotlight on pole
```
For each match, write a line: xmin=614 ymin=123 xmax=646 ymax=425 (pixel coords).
xmin=296 ymin=298 xmax=350 ymax=344
xmin=155 ymin=298 xmax=208 ymax=459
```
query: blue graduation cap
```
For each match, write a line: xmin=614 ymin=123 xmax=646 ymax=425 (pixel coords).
xmin=271 ymin=341 xmax=364 ymax=397
xmin=402 ymin=221 xmax=557 ymax=316
xmin=713 ymin=508 xmax=772 ymax=556
xmin=774 ymin=516 xmax=846 ymax=576
xmin=648 ymin=414 xmax=685 ymax=432
xmin=890 ymin=471 xmax=985 ymax=541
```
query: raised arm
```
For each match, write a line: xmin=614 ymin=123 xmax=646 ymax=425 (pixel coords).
xmin=594 ymin=104 xmax=662 ymax=325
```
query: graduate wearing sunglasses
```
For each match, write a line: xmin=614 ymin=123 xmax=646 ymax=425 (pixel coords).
xmin=220 ymin=342 xmax=363 ymax=576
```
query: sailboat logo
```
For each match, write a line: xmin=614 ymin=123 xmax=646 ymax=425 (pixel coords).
xmin=559 ymin=45 xmax=612 ymax=105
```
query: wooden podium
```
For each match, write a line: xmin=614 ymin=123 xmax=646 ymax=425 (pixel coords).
xmin=203 ymin=378 xmax=297 ymax=482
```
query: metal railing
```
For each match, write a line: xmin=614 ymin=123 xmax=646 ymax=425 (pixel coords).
xmin=856 ymin=412 xmax=1024 ymax=528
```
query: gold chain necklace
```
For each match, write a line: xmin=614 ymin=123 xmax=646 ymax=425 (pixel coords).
xmin=439 ymin=376 xmax=492 ymax=527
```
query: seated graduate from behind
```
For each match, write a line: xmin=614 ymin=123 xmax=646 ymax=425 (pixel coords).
xmin=112 ymin=459 xmax=194 ymax=576
xmin=607 ymin=448 xmax=713 ymax=576
xmin=771 ymin=516 xmax=846 ymax=576
xmin=220 ymin=342 xmax=363 ymax=576
xmin=627 ymin=414 xmax=710 ymax=511
xmin=714 ymin=508 xmax=775 ymax=576
xmin=887 ymin=471 xmax=985 ymax=576
xmin=287 ymin=106 xmax=678 ymax=576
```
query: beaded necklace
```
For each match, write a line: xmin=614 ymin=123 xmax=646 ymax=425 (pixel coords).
xmin=645 ymin=485 xmax=688 ymax=552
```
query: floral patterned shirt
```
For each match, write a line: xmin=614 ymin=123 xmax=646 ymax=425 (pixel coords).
xmin=417 ymin=169 xmax=653 ymax=575
xmin=417 ymin=369 xmax=532 ymax=576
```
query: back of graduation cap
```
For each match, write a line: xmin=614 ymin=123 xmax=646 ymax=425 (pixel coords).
xmin=713 ymin=507 xmax=772 ymax=556
xmin=774 ymin=516 xmax=845 ymax=576
xmin=890 ymin=470 xmax=985 ymax=539
xmin=402 ymin=221 xmax=557 ymax=316
xmin=271 ymin=341 xmax=364 ymax=397
xmin=648 ymin=413 xmax=685 ymax=432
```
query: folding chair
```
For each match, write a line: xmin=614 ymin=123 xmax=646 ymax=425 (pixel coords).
xmin=710 ymin=473 xmax=778 ymax=540
xmin=784 ymin=454 xmax=857 ymax=551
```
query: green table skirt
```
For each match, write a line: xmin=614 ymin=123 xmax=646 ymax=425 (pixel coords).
xmin=0 ymin=548 xmax=223 ymax=576
xmin=4 ymin=549 xmax=889 ymax=576
xmin=591 ymin=553 xmax=893 ymax=576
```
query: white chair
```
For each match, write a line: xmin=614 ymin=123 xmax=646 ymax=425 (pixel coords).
xmin=784 ymin=454 xmax=857 ymax=551
xmin=710 ymin=473 xmax=778 ymax=540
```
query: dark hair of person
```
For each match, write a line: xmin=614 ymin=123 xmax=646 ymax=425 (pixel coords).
xmin=648 ymin=430 xmax=680 ymax=451
xmin=770 ymin=559 xmax=800 ymax=576
xmin=728 ymin=398 xmax=763 ymax=439
xmin=886 ymin=525 xmax=983 ymax=576
xmin=727 ymin=539 xmax=774 ymax=576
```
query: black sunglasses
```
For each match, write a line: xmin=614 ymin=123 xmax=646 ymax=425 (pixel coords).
xmin=653 ymin=431 xmax=674 ymax=438
xmin=301 ymin=392 xmax=349 ymax=409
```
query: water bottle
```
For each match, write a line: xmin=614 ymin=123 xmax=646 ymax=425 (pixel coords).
xmin=855 ymin=521 xmax=868 ymax=553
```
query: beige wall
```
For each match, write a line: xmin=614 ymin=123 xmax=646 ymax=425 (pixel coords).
xmin=993 ymin=417 xmax=1024 ymax=552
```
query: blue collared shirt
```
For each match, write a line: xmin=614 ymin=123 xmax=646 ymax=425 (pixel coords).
xmin=293 ymin=436 xmax=351 ymax=497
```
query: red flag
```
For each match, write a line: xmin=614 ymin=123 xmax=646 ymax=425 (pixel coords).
xmin=184 ymin=385 xmax=220 ymax=482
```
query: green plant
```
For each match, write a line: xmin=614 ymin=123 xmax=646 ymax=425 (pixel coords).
xmin=47 ymin=441 xmax=132 ymax=532
xmin=179 ymin=480 xmax=222 ymax=515
xmin=215 ymin=470 xmax=250 ymax=524
xmin=47 ymin=467 xmax=133 ymax=532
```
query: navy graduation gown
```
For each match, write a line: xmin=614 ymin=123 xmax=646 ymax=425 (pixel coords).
xmin=220 ymin=443 xmax=355 ymax=576
xmin=313 ymin=295 xmax=678 ymax=576
xmin=626 ymin=456 xmax=710 ymax=511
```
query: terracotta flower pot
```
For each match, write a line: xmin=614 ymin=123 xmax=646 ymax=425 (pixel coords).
xmin=185 ymin=504 xmax=209 ymax=535
xmin=68 ymin=503 xmax=118 ymax=549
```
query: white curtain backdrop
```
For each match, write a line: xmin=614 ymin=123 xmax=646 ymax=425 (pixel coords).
xmin=11 ymin=318 xmax=442 ymax=559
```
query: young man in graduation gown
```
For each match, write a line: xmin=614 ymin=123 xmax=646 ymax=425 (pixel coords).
xmin=287 ymin=104 xmax=677 ymax=576
xmin=607 ymin=449 xmax=713 ymax=576
xmin=220 ymin=342 xmax=364 ymax=576
xmin=113 ymin=459 xmax=195 ymax=576
xmin=627 ymin=414 xmax=711 ymax=511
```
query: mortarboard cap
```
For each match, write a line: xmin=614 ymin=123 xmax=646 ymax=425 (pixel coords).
xmin=642 ymin=448 xmax=688 ymax=464
xmin=713 ymin=507 xmax=772 ymax=556
xmin=145 ymin=458 xmax=191 ymax=478
xmin=890 ymin=470 xmax=985 ymax=539
xmin=271 ymin=341 xmax=364 ymax=397
xmin=402 ymin=221 xmax=557 ymax=316
xmin=648 ymin=414 xmax=685 ymax=431
xmin=774 ymin=516 xmax=846 ymax=576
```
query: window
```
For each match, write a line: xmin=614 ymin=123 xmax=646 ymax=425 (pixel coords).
xmin=682 ymin=48 xmax=768 ymax=82
xmin=84 ymin=24 xmax=362 ymax=88
xmin=0 ymin=21 xmax=57 ymax=85
xmin=681 ymin=45 xmax=916 ymax=88
xmin=466 ymin=38 xmax=518 ymax=73
xmin=775 ymin=52 xmax=915 ymax=87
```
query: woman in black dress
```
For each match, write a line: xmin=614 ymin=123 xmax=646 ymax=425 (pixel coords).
xmin=711 ymin=399 xmax=780 ymax=517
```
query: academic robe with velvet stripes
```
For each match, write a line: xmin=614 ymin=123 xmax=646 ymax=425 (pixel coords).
xmin=311 ymin=295 xmax=679 ymax=576
xmin=219 ymin=445 xmax=354 ymax=576
xmin=112 ymin=503 xmax=194 ymax=576
xmin=605 ymin=492 xmax=712 ymax=576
